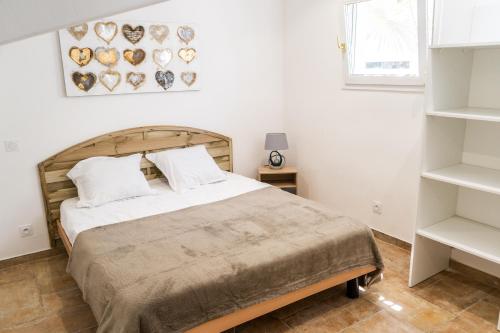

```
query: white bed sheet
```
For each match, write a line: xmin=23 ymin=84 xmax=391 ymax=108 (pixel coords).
xmin=60 ymin=173 xmax=269 ymax=244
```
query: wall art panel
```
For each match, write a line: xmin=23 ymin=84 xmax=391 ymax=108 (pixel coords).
xmin=59 ymin=20 xmax=200 ymax=96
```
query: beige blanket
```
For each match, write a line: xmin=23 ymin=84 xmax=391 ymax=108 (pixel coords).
xmin=68 ymin=187 xmax=383 ymax=333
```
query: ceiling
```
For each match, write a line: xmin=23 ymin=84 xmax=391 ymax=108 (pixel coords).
xmin=0 ymin=0 xmax=169 ymax=45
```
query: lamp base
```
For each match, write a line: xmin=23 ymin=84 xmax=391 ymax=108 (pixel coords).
xmin=268 ymin=151 xmax=286 ymax=169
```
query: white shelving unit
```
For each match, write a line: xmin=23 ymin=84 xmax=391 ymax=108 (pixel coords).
xmin=410 ymin=44 xmax=500 ymax=285
xmin=410 ymin=4 xmax=500 ymax=312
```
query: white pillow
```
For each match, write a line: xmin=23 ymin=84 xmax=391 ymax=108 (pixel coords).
xmin=67 ymin=154 xmax=154 ymax=208
xmin=146 ymin=145 xmax=226 ymax=193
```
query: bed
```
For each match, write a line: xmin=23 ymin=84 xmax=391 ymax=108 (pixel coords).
xmin=38 ymin=126 xmax=383 ymax=333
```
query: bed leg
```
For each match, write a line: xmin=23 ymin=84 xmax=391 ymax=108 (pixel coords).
xmin=358 ymin=274 xmax=367 ymax=287
xmin=346 ymin=278 xmax=359 ymax=299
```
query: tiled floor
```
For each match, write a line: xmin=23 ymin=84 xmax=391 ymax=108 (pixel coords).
xmin=0 ymin=239 xmax=499 ymax=333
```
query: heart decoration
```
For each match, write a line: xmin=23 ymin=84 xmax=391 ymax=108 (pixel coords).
xmin=67 ymin=23 xmax=88 ymax=41
xmin=177 ymin=26 xmax=195 ymax=44
xmin=178 ymin=48 xmax=197 ymax=64
xmin=95 ymin=47 xmax=120 ymax=67
xmin=181 ymin=72 xmax=197 ymax=87
xmin=122 ymin=24 xmax=145 ymax=44
xmin=126 ymin=72 xmax=146 ymax=90
xmin=123 ymin=49 xmax=146 ymax=66
xmin=155 ymin=71 xmax=175 ymax=90
xmin=69 ymin=47 xmax=93 ymax=67
xmin=149 ymin=25 xmax=169 ymax=44
xmin=72 ymin=72 xmax=96 ymax=92
xmin=99 ymin=70 xmax=121 ymax=92
xmin=153 ymin=49 xmax=173 ymax=69
xmin=94 ymin=22 xmax=118 ymax=44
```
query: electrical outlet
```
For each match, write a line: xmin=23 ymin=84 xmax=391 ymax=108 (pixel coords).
xmin=4 ymin=141 xmax=20 ymax=152
xmin=372 ymin=201 xmax=383 ymax=215
xmin=18 ymin=224 xmax=34 ymax=238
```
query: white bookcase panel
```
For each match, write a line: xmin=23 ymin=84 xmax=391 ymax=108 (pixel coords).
xmin=430 ymin=49 xmax=472 ymax=110
xmin=457 ymin=187 xmax=500 ymax=230
xmin=416 ymin=179 xmax=458 ymax=230
xmin=423 ymin=116 xmax=464 ymax=171
xmin=433 ymin=0 xmax=500 ymax=48
xmin=432 ymin=0 xmax=475 ymax=47
xmin=469 ymin=49 xmax=500 ymax=109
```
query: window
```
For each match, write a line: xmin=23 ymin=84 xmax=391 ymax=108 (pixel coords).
xmin=341 ymin=0 xmax=425 ymax=87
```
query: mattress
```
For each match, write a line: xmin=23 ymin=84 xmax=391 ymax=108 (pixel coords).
xmin=60 ymin=172 xmax=269 ymax=244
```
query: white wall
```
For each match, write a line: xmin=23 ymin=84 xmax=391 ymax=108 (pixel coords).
xmin=284 ymin=0 xmax=424 ymax=243
xmin=0 ymin=0 xmax=285 ymax=260
xmin=5 ymin=0 xmax=488 ymax=273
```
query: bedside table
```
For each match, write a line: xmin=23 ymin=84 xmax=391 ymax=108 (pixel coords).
xmin=258 ymin=166 xmax=297 ymax=194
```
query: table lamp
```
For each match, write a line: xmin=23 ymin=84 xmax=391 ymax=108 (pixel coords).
xmin=265 ymin=133 xmax=288 ymax=169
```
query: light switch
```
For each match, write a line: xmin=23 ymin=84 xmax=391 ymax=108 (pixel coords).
xmin=4 ymin=141 xmax=19 ymax=152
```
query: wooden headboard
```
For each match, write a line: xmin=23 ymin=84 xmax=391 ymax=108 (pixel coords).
xmin=38 ymin=126 xmax=233 ymax=246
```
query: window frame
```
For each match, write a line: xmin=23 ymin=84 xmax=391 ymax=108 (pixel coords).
xmin=340 ymin=0 xmax=427 ymax=89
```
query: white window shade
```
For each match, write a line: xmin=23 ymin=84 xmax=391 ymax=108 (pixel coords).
xmin=341 ymin=0 xmax=426 ymax=87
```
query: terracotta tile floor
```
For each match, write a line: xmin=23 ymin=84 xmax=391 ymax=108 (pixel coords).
xmin=0 ymin=239 xmax=499 ymax=333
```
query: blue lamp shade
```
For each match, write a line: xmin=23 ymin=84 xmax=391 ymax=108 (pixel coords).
xmin=265 ymin=133 xmax=288 ymax=151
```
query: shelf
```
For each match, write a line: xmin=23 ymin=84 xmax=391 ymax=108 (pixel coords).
xmin=430 ymin=42 xmax=500 ymax=50
xmin=427 ymin=107 xmax=500 ymax=122
xmin=422 ymin=164 xmax=500 ymax=196
xmin=267 ymin=181 xmax=297 ymax=189
xmin=417 ymin=216 xmax=500 ymax=264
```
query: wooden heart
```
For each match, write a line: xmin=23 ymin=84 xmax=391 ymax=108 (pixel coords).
xmin=177 ymin=26 xmax=195 ymax=44
xmin=95 ymin=47 xmax=120 ymax=67
xmin=94 ymin=22 xmax=118 ymax=44
xmin=178 ymin=48 xmax=197 ymax=64
xmin=99 ymin=70 xmax=121 ymax=92
xmin=149 ymin=25 xmax=169 ymax=44
xmin=181 ymin=72 xmax=197 ymax=87
xmin=123 ymin=49 xmax=146 ymax=66
xmin=67 ymin=23 xmax=88 ymax=41
xmin=126 ymin=72 xmax=146 ymax=90
xmin=153 ymin=49 xmax=173 ymax=68
xmin=71 ymin=72 xmax=96 ymax=92
xmin=69 ymin=47 xmax=93 ymax=67
xmin=155 ymin=71 xmax=174 ymax=90
xmin=122 ymin=24 xmax=145 ymax=44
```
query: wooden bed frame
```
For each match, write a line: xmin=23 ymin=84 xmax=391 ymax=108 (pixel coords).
xmin=38 ymin=126 xmax=233 ymax=246
xmin=38 ymin=125 xmax=376 ymax=333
